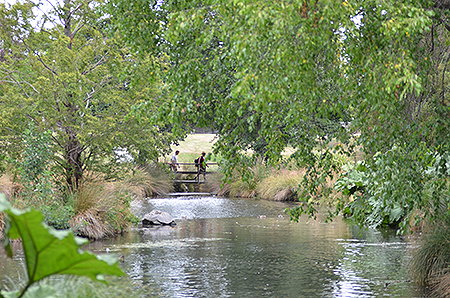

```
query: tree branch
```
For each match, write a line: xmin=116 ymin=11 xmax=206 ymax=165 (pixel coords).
xmin=17 ymin=73 xmax=40 ymax=94
xmin=81 ymin=51 xmax=108 ymax=75
xmin=34 ymin=2 xmax=63 ymax=36
xmin=21 ymin=39 xmax=58 ymax=76
xmin=7 ymin=73 xmax=30 ymax=98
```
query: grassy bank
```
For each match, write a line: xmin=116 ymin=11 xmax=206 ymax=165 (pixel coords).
xmin=0 ymin=163 xmax=176 ymax=239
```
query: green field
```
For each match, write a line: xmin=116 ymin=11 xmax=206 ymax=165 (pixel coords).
xmin=169 ymin=133 xmax=217 ymax=163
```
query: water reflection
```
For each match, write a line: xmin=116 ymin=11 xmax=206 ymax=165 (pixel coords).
xmin=0 ymin=197 xmax=427 ymax=297
xmin=88 ymin=197 xmax=425 ymax=298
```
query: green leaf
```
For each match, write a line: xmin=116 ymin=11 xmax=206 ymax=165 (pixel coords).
xmin=389 ymin=203 xmax=404 ymax=222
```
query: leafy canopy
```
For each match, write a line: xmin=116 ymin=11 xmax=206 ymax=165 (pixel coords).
xmin=108 ymin=0 xmax=450 ymax=231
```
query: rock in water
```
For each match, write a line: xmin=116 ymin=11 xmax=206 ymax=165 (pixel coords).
xmin=142 ymin=210 xmax=176 ymax=226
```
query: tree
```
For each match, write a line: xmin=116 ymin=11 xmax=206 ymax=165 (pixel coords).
xmin=108 ymin=0 xmax=450 ymax=231
xmin=0 ymin=0 xmax=174 ymax=190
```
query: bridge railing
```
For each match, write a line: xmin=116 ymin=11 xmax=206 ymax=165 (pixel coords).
xmin=167 ymin=162 xmax=218 ymax=183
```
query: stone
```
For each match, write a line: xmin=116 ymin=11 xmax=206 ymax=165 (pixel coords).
xmin=142 ymin=210 xmax=176 ymax=226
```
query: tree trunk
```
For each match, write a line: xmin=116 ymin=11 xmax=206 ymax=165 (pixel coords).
xmin=65 ymin=133 xmax=83 ymax=190
xmin=64 ymin=0 xmax=72 ymax=49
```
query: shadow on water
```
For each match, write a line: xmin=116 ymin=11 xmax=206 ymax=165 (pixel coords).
xmin=0 ymin=196 xmax=431 ymax=297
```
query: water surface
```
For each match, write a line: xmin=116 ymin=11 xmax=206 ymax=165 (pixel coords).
xmin=87 ymin=196 xmax=426 ymax=298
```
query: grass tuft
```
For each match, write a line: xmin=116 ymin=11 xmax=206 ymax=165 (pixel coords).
xmin=433 ymin=272 xmax=450 ymax=298
xmin=66 ymin=179 xmax=138 ymax=239
xmin=257 ymin=169 xmax=305 ymax=201
xmin=228 ymin=161 xmax=268 ymax=198
xmin=409 ymin=218 xmax=450 ymax=288
xmin=125 ymin=164 xmax=173 ymax=197
xmin=70 ymin=209 xmax=112 ymax=240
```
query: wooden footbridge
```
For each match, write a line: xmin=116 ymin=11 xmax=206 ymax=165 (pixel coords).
xmin=170 ymin=162 xmax=218 ymax=184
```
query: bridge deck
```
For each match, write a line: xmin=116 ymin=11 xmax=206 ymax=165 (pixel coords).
xmin=174 ymin=171 xmax=212 ymax=175
xmin=173 ymin=180 xmax=205 ymax=184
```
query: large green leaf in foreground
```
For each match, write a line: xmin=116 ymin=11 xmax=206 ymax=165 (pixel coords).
xmin=0 ymin=194 xmax=124 ymax=284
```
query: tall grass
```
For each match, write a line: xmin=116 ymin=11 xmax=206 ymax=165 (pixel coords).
xmin=201 ymin=163 xmax=340 ymax=203
xmin=125 ymin=163 xmax=173 ymax=197
xmin=67 ymin=163 xmax=174 ymax=239
xmin=199 ymin=172 xmax=228 ymax=196
xmin=409 ymin=217 xmax=450 ymax=289
xmin=67 ymin=179 xmax=139 ymax=240
xmin=1 ymin=162 xmax=175 ymax=240
xmin=227 ymin=161 xmax=269 ymax=198
xmin=408 ymin=195 xmax=450 ymax=297
xmin=257 ymin=169 xmax=306 ymax=201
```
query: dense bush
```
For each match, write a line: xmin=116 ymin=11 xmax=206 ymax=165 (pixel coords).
xmin=41 ymin=204 xmax=74 ymax=230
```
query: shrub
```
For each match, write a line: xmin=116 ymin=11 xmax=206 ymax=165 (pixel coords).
xmin=41 ymin=204 xmax=74 ymax=230
xmin=8 ymin=127 xmax=57 ymax=207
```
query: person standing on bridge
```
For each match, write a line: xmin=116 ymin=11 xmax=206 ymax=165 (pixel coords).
xmin=170 ymin=150 xmax=180 ymax=172
xmin=197 ymin=151 xmax=209 ymax=181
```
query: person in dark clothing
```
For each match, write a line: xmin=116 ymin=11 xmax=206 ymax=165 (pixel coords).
xmin=196 ymin=151 xmax=208 ymax=181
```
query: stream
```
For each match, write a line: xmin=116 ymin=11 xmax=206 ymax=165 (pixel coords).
xmin=0 ymin=196 xmax=428 ymax=297
xmin=88 ymin=196 xmax=426 ymax=298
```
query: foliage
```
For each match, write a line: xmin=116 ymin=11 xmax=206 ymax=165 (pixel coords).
xmin=0 ymin=194 xmax=125 ymax=298
xmin=40 ymin=204 xmax=74 ymax=230
xmin=107 ymin=0 xmax=450 ymax=232
xmin=332 ymin=144 xmax=450 ymax=232
xmin=0 ymin=0 xmax=175 ymax=190
xmin=2 ymin=275 xmax=153 ymax=298
xmin=334 ymin=161 xmax=368 ymax=196
xmin=7 ymin=127 xmax=58 ymax=209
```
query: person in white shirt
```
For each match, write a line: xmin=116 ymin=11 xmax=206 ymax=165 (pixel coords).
xmin=170 ymin=150 xmax=180 ymax=171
